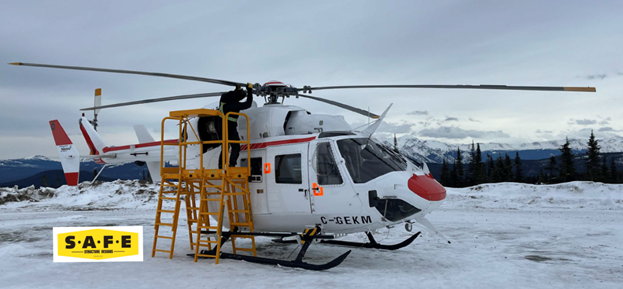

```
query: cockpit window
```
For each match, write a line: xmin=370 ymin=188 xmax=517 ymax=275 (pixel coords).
xmin=315 ymin=142 xmax=343 ymax=185
xmin=337 ymin=138 xmax=407 ymax=183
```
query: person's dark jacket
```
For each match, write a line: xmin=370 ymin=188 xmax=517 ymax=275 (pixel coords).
xmin=219 ymin=89 xmax=253 ymax=128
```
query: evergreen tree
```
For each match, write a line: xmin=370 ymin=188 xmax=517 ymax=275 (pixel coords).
xmin=440 ymin=158 xmax=450 ymax=186
xmin=486 ymin=154 xmax=494 ymax=182
xmin=393 ymin=134 xmax=399 ymax=153
xmin=475 ymin=143 xmax=487 ymax=184
xmin=601 ymin=157 xmax=609 ymax=183
xmin=585 ymin=130 xmax=601 ymax=181
xmin=455 ymin=147 xmax=464 ymax=187
xmin=42 ymin=175 xmax=49 ymax=188
xmin=514 ymin=152 xmax=523 ymax=182
xmin=546 ymin=156 xmax=558 ymax=183
xmin=559 ymin=137 xmax=577 ymax=182
xmin=468 ymin=141 xmax=477 ymax=186
xmin=503 ymin=154 xmax=513 ymax=182
xmin=610 ymin=158 xmax=618 ymax=183
xmin=493 ymin=156 xmax=504 ymax=182
xmin=537 ymin=168 xmax=545 ymax=184
xmin=450 ymin=161 xmax=458 ymax=187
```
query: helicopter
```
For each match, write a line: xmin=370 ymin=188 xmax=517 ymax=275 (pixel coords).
xmin=11 ymin=62 xmax=596 ymax=270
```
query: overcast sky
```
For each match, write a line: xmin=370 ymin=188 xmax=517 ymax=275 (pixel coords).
xmin=1 ymin=0 xmax=622 ymax=159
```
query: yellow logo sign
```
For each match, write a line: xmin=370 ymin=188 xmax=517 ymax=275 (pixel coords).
xmin=53 ymin=226 xmax=143 ymax=262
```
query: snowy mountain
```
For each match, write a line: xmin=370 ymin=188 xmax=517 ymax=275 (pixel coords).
xmin=0 ymin=156 xmax=148 ymax=187
xmin=395 ymin=135 xmax=623 ymax=163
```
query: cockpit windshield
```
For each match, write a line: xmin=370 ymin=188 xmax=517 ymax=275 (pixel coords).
xmin=336 ymin=138 xmax=407 ymax=183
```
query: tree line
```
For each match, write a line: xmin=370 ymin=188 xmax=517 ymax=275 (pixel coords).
xmin=436 ymin=131 xmax=622 ymax=187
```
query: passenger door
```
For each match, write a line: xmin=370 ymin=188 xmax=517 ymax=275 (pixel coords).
xmin=266 ymin=143 xmax=311 ymax=214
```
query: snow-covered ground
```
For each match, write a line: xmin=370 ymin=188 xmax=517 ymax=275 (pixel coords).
xmin=1 ymin=181 xmax=622 ymax=288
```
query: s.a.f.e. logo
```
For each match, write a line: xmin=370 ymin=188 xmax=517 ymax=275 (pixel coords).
xmin=53 ymin=226 xmax=143 ymax=262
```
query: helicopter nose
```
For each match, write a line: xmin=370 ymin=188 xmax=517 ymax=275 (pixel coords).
xmin=407 ymin=174 xmax=446 ymax=201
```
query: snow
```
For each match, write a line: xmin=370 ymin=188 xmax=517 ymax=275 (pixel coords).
xmin=1 ymin=181 xmax=622 ymax=288
xmin=23 ymin=155 xmax=53 ymax=161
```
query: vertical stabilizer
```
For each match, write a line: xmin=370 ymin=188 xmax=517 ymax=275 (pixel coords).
xmin=79 ymin=116 xmax=106 ymax=155
xmin=49 ymin=120 xmax=80 ymax=186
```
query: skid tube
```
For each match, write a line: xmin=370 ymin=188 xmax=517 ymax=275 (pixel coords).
xmin=189 ymin=227 xmax=351 ymax=271
xmin=274 ymin=231 xmax=421 ymax=250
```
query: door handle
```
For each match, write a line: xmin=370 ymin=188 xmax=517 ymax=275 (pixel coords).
xmin=299 ymin=188 xmax=308 ymax=199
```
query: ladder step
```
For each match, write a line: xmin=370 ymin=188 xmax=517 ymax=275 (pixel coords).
xmin=160 ymin=197 xmax=177 ymax=200
xmin=186 ymin=207 xmax=200 ymax=210
xmin=197 ymin=240 xmax=219 ymax=244
xmin=198 ymin=225 xmax=219 ymax=229
xmin=201 ymin=198 xmax=222 ymax=202
xmin=230 ymin=222 xmax=251 ymax=227
xmin=199 ymin=212 xmax=220 ymax=216
xmin=188 ymin=219 xmax=198 ymax=222
xmin=156 ymin=235 xmax=173 ymax=240
xmin=229 ymin=210 xmax=250 ymax=213
xmin=156 ymin=223 xmax=174 ymax=227
xmin=154 ymin=249 xmax=171 ymax=253
xmin=158 ymin=210 xmax=176 ymax=213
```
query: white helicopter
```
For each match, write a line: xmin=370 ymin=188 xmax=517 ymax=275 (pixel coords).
xmin=12 ymin=62 xmax=596 ymax=270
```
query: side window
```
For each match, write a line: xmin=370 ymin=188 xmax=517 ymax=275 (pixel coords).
xmin=316 ymin=143 xmax=343 ymax=185
xmin=275 ymin=154 xmax=302 ymax=184
xmin=242 ymin=157 xmax=263 ymax=183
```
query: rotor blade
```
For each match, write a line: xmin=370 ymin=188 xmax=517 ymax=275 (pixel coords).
xmin=297 ymin=94 xmax=380 ymax=119
xmin=300 ymin=84 xmax=596 ymax=93
xmin=80 ymin=92 xmax=227 ymax=111
xmin=9 ymin=62 xmax=245 ymax=87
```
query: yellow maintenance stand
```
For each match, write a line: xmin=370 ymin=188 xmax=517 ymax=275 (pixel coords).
xmin=151 ymin=109 xmax=256 ymax=264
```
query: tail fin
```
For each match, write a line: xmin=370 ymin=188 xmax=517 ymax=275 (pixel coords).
xmin=49 ymin=120 xmax=80 ymax=186
xmin=79 ymin=116 xmax=106 ymax=155
xmin=134 ymin=124 xmax=162 ymax=184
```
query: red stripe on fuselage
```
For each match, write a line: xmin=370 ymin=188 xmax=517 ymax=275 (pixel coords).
xmin=241 ymin=136 xmax=316 ymax=151
xmin=102 ymin=139 xmax=179 ymax=153
xmin=49 ymin=120 xmax=73 ymax=146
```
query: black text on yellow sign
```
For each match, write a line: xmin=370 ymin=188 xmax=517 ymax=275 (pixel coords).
xmin=53 ymin=226 xmax=143 ymax=262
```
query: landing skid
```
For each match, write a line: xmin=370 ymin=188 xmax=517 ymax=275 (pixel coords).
xmin=188 ymin=227 xmax=351 ymax=271
xmin=274 ymin=231 xmax=421 ymax=250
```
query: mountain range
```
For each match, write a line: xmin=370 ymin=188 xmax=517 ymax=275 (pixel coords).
xmin=0 ymin=155 xmax=149 ymax=188
xmin=395 ymin=135 xmax=623 ymax=164
xmin=2 ymin=135 xmax=622 ymax=188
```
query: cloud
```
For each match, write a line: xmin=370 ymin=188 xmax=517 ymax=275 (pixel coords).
xmin=536 ymin=129 xmax=553 ymax=133
xmin=418 ymin=126 xmax=510 ymax=139
xmin=584 ymin=74 xmax=607 ymax=80
xmin=468 ymin=117 xmax=481 ymax=122
xmin=598 ymin=127 xmax=621 ymax=132
xmin=407 ymin=110 xmax=428 ymax=116
xmin=575 ymin=119 xmax=597 ymax=125
xmin=444 ymin=117 xmax=459 ymax=122
xmin=351 ymin=121 xmax=415 ymax=134
xmin=599 ymin=117 xmax=611 ymax=125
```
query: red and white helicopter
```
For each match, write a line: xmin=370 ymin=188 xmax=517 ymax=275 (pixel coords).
xmin=12 ymin=62 xmax=596 ymax=270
